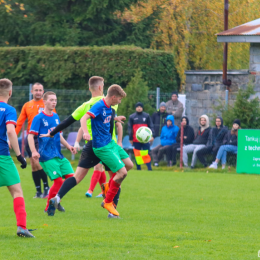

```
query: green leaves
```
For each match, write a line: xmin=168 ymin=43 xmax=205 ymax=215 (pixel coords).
xmin=212 ymin=84 xmax=260 ymax=129
xmin=0 ymin=46 xmax=178 ymax=91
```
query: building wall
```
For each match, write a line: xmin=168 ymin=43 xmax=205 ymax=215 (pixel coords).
xmin=185 ymin=43 xmax=260 ymax=130
xmin=185 ymin=70 xmax=250 ymax=129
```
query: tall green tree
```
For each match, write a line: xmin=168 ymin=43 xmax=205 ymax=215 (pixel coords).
xmin=118 ymin=69 xmax=154 ymax=133
xmin=0 ymin=0 xmax=159 ymax=48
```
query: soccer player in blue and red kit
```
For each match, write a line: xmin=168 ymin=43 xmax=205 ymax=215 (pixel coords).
xmin=0 ymin=78 xmax=35 ymax=237
xmin=81 ymin=84 xmax=133 ymax=216
xmin=28 ymin=91 xmax=76 ymax=214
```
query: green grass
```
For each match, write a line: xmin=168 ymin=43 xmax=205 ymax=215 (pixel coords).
xmin=1 ymin=157 xmax=260 ymax=259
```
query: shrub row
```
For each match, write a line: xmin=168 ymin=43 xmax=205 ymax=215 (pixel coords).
xmin=0 ymin=46 xmax=179 ymax=91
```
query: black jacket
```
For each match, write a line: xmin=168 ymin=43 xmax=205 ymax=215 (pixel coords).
xmin=223 ymin=130 xmax=238 ymax=146
xmin=151 ymin=110 xmax=168 ymax=137
xmin=128 ymin=111 xmax=154 ymax=142
xmin=206 ymin=117 xmax=228 ymax=148
xmin=176 ymin=116 xmax=194 ymax=145
xmin=193 ymin=127 xmax=211 ymax=145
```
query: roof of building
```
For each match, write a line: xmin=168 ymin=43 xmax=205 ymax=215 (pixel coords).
xmin=217 ymin=18 xmax=260 ymax=36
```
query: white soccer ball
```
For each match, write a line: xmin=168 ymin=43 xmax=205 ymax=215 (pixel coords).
xmin=136 ymin=126 xmax=152 ymax=143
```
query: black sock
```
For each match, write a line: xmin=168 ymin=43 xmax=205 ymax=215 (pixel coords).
xmin=113 ymin=187 xmax=121 ymax=207
xmin=32 ymin=171 xmax=41 ymax=193
xmin=38 ymin=169 xmax=49 ymax=189
xmin=57 ymin=177 xmax=77 ymax=199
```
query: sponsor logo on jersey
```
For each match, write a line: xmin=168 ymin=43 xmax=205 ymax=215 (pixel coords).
xmin=55 ymin=119 xmax=59 ymax=124
xmin=103 ymin=108 xmax=106 ymax=116
xmin=43 ymin=119 xmax=48 ymax=127
xmin=103 ymin=115 xmax=111 ymax=124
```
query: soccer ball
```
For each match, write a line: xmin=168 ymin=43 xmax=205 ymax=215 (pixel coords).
xmin=136 ymin=126 xmax=152 ymax=143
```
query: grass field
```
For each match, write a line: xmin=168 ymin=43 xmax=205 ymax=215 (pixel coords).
xmin=1 ymin=158 xmax=260 ymax=260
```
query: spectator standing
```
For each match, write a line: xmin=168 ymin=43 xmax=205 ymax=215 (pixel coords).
xmin=197 ymin=117 xmax=228 ymax=167
xmin=171 ymin=116 xmax=194 ymax=166
xmin=151 ymin=102 xmax=168 ymax=138
xmin=152 ymin=115 xmax=179 ymax=167
xmin=209 ymin=119 xmax=241 ymax=170
xmin=128 ymin=102 xmax=154 ymax=171
xmin=165 ymin=91 xmax=184 ymax=127
xmin=182 ymin=115 xmax=211 ymax=168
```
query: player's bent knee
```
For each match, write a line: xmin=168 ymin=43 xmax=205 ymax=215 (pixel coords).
xmin=8 ymin=183 xmax=23 ymax=198
xmin=126 ymin=161 xmax=133 ymax=171
xmin=123 ymin=158 xmax=133 ymax=171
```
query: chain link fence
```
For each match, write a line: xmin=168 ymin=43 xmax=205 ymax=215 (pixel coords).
xmin=11 ymin=85 xmax=237 ymax=168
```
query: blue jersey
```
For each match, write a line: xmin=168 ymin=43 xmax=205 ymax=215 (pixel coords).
xmin=0 ymin=102 xmax=17 ymax=156
xmin=87 ymin=99 xmax=112 ymax=148
xmin=29 ymin=111 xmax=64 ymax=162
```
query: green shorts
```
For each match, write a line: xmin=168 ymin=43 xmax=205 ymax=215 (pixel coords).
xmin=40 ymin=157 xmax=74 ymax=181
xmin=93 ymin=140 xmax=129 ymax=173
xmin=0 ymin=156 xmax=20 ymax=187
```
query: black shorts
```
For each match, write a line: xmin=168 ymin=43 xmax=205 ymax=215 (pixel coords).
xmin=25 ymin=135 xmax=39 ymax=158
xmin=78 ymin=140 xmax=111 ymax=171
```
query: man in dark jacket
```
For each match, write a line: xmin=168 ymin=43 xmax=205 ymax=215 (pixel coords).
xmin=209 ymin=119 xmax=240 ymax=169
xmin=182 ymin=114 xmax=211 ymax=168
xmin=170 ymin=116 xmax=194 ymax=166
xmin=196 ymin=116 xmax=228 ymax=167
xmin=128 ymin=102 xmax=154 ymax=170
xmin=151 ymin=102 xmax=168 ymax=138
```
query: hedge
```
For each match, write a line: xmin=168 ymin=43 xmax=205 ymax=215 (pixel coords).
xmin=0 ymin=46 xmax=179 ymax=91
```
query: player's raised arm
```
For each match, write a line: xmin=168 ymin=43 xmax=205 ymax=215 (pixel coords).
xmin=80 ymin=113 xmax=91 ymax=141
xmin=40 ymin=115 xmax=77 ymax=138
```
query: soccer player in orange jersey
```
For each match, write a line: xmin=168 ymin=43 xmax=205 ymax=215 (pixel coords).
xmin=15 ymin=83 xmax=56 ymax=198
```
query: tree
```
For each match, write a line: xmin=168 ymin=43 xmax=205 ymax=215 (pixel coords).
xmin=118 ymin=69 xmax=154 ymax=133
xmin=0 ymin=0 xmax=159 ymax=48
xmin=119 ymin=0 xmax=259 ymax=88
xmin=212 ymin=84 xmax=260 ymax=129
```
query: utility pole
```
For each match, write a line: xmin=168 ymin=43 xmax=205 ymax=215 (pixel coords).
xmin=223 ymin=0 xmax=231 ymax=108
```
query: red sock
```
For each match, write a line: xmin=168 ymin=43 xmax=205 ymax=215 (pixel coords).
xmin=13 ymin=197 xmax=27 ymax=229
xmin=45 ymin=177 xmax=63 ymax=211
xmin=108 ymin=173 xmax=116 ymax=187
xmin=89 ymin=171 xmax=102 ymax=192
xmin=65 ymin=174 xmax=74 ymax=179
xmin=99 ymin=171 xmax=106 ymax=187
xmin=105 ymin=179 xmax=120 ymax=203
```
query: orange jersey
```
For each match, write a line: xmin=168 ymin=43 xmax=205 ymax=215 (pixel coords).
xmin=15 ymin=99 xmax=57 ymax=135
